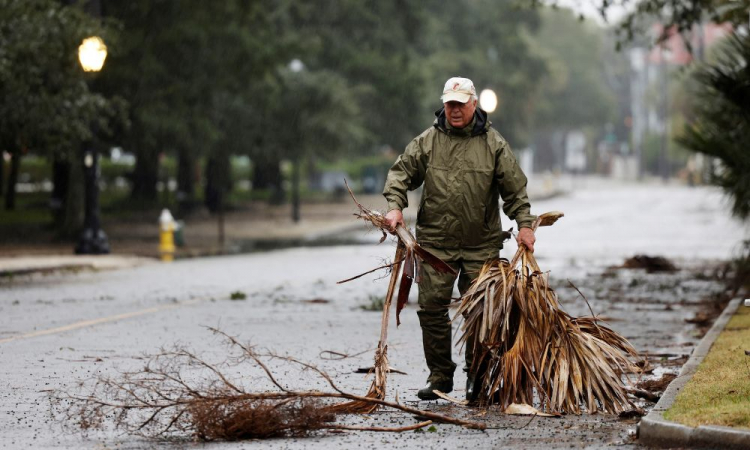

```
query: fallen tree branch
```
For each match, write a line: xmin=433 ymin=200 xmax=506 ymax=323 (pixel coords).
xmin=319 ymin=348 xmax=374 ymax=360
xmin=325 ymin=420 xmax=433 ymax=432
xmin=53 ymin=328 xmax=485 ymax=442
xmin=337 ymin=257 xmax=405 ymax=284
xmin=626 ymin=387 xmax=660 ymax=403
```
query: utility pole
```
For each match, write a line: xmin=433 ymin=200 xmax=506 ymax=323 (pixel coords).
xmin=659 ymin=44 xmax=670 ymax=182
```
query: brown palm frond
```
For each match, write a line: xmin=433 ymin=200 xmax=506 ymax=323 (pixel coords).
xmin=330 ymin=241 xmax=405 ymax=413
xmin=454 ymin=211 xmax=639 ymax=414
xmin=343 ymin=180 xmax=456 ymax=325
xmin=335 ymin=181 xmax=456 ymax=413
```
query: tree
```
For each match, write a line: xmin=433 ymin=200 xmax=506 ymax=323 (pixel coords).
xmin=96 ymin=1 xmax=287 ymax=207
xmin=536 ymin=0 xmax=748 ymax=45
xmin=586 ymin=0 xmax=749 ymax=216
xmin=418 ymin=0 xmax=547 ymax=147
xmin=612 ymin=0 xmax=748 ymax=49
xmin=286 ymin=0 xmax=428 ymax=153
xmin=527 ymin=7 xmax=617 ymax=171
xmin=679 ymin=34 xmax=750 ymax=219
xmin=264 ymin=66 xmax=367 ymax=221
xmin=530 ymin=8 xmax=615 ymax=130
xmin=0 ymin=0 xmax=125 ymax=228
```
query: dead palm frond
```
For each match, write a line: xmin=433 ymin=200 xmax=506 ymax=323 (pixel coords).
xmin=333 ymin=182 xmax=456 ymax=413
xmin=454 ymin=212 xmax=639 ymax=414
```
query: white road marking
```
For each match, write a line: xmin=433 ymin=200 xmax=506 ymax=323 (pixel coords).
xmin=0 ymin=297 xmax=207 ymax=345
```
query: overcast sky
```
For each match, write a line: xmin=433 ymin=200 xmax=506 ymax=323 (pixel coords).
xmin=551 ymin=0 xmax=631 ymax=26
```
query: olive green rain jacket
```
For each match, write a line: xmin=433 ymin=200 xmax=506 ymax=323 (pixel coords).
xmin=383 ymin=107 xmax=535 ymax=251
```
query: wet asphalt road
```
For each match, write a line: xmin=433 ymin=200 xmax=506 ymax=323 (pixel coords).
xmin=1 ymin=179 xmax=747 ymax=449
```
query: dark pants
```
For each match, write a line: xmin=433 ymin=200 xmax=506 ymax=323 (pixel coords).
xmin=417 ymin=246 xmax=497 ymax=384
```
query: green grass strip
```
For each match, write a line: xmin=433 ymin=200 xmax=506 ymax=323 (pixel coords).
xmin=664 ymin=303 xmax=750 ymax=429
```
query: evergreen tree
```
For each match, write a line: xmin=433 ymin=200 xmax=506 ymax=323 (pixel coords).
xmin=679 ymin=34 xmax=750 ymax=219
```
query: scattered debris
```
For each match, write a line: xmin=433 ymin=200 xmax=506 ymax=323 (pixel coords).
xmin=319 ymin=348 xmax=373 ymax=360
xmin=229 ymin=291 xmax=247 ymax=301
xmin=634 ymin=359 xmax=654 ymax=374
xmin=504 ymin=403 xmax=559 ymax=418
xmin=359 ymin=295 xmax=385 ymax=312
xmin=618 ymin=407 xmax=646 ymax=419
xmin=636 ymin=373 xmax=677 ymax=392
xmin=433 ymin=390 xmax=468 ymax=406
xmin=685 ymin=312 xmax=712 ymax=326
xmin=626 ymin=387 xmax=660 ymax=403
xmin=621 ymin=255 xmax=677 ymax=273
xmin=355 ymin=366 xmax=407 ymax=375
xmin=54 ymin=328 xmax=485 ymax=441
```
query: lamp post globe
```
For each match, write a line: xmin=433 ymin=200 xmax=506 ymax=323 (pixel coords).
xmin=78 ymin=36 xmax=107 ymax=72
xmin=479 ymin=88 xmax=498 ymax=113
xmin=75 ymin=36 xmax=110 ymax=255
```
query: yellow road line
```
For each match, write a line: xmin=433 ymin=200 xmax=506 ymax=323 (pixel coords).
xmin=0 ymin=297 xmax=207 ymax=345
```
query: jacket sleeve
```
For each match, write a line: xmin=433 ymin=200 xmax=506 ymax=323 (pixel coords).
xmin=382 ymin=137 xmax=428 ymax=212
xmin=495 ymin=141 xmax=536 ymax=229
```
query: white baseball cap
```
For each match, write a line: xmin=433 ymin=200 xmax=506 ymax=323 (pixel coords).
xmin=440 ymin=77 xmax=476 ymax=103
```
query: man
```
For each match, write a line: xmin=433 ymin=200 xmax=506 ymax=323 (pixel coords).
xmin=382 ymin=77 xmax=536 ymax=401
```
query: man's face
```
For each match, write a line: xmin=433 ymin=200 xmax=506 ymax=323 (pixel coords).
xmin=444 ymin=99 xmax=477 ymax=128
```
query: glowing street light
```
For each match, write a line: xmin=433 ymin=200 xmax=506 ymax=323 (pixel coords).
xmin=78 ymin=36 xmax=107 ymax=72
xmin=75 ymin=36 xmax=110 ymax=255
xmin=479 ymin=88 xmax=498 ymax=113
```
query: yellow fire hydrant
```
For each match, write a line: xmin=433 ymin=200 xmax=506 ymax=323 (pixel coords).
xmin=159 ymin=208 xmax=176 ymax=262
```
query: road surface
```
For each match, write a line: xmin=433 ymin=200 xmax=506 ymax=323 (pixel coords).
xmin=1 ymin=178 xmax=746 ymax=449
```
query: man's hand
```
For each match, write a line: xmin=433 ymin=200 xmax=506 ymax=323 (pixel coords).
xmin=517 ymin=227 xmax=536 ymax=253
xmin=384 ymin=209 xmax=405 ymax=233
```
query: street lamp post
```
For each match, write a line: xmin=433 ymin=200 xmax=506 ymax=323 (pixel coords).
xmin=289 ymin=59 xmax=304 ymax=223
xmin=75 ymin=36 xmax=110 ymax=255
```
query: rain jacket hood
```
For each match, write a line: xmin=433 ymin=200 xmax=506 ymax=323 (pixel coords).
xmin=433 ymin=107 xmax=490 ymax=137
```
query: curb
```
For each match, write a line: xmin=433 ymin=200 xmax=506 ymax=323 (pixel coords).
xmin=0 ymin=256 xmax=155 ymax=279
xmin=638 ymin=297 xmax=750 ymax=449
xmin=0 ymin=263 xmax=95 ymax=277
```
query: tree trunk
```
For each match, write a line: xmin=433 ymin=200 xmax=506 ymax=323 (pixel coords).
xmin=291 ymin=157 xmax=300 ymax=222
xmin=252 ymin=156 xmax=273 ymax=189
xmin=130 ymin=150 xmax=159 ymax=205
xmin=252 ymin=156 xmax=284 ymax=205
xmin=204 ymin=151 xmax=231 ymax=214
xmin=4 ymin=148 xmax=20 ymax=210
xmin=218 ymin=191 xmax=225 ymax=248
xmin=177 ymin=147 xmax=196 ymax=212
xmin=59 ymin=156 xmax=84 ymax=238
xmin=51 ymin=155 xmax=70 ymax=228
xmin=0 ymin=151 xmax=5 ymax=198
xmin=306 ymin=154 xmax=320 ymax=191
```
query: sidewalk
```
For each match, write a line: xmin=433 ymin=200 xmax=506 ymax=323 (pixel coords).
xmin=0 ymin=255 xmax=154 ymax=277
xmin=0 ymin=193 xmax=403 ymax=276
xmin=0 ymin=180 xmax=565 ymax=276
xmin=638 ymin=297 xmax=750 ymax=449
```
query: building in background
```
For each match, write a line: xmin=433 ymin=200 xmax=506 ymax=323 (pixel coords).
xmin=628 ymin=22 xmax=732 ymax=181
